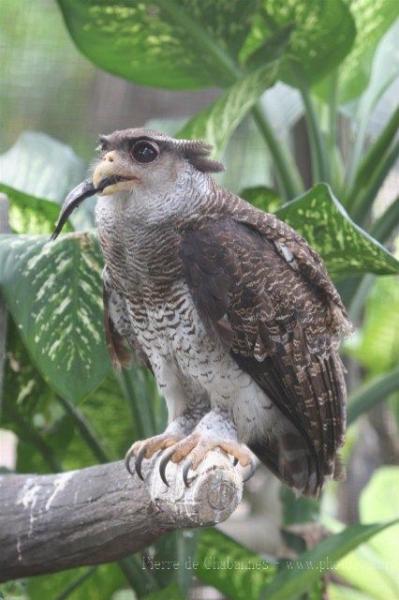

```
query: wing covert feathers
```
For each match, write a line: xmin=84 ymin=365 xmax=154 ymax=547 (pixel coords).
xmin=180 ymin=206 xmax=352 ymax=497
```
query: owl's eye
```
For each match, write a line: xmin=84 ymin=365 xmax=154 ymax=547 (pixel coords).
xmin=131 ymin=140 xmax=159 ymax=163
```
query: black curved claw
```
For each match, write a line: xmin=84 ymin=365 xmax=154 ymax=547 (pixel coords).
xmin=242 ymin=460 xmax=257 ymax=483
xmin=233 ymin=456 xmax=239 ymax=466
xmin=159 ymin=447 xmax=176 ymax=487
xmin=134 ymin=445 xmax=148 ymax=481
xmin=182 ymin=461 xmax=192 ymax=487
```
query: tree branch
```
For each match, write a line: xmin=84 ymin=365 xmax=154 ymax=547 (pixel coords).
xmin=0 ymin=450 xmax=243 ymax=582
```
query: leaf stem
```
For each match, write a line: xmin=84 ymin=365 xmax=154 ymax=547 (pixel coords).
xmin=350 ymin=138 xmax=399 ymax=223
xmin=54 ymin=567 xmax=97 ymax=600
xmin=347 ymin=103 xmax=399 ymax=196
xmin=6 ymin=404 xmax=62 ymax=472
xmin=370 ymin=194 xmax=399 ymax=242
xmin=118 ymin=368 xmax=157 ymax=439
xmin=300 ymin=86 xmax=329 ymax=183
xmin=347 ymin=274 xmax=375 ymax=322
xmin=328 ymin=73 xmax=339 ymax=157
xmin=56 ymin=395 xmax=110 ymax=463
xmin=252 ymin=104 xmax=303 ymax=200
xmin=118 ymin=555 xmax=160 ymax=597
xmin=348 ymin=367 xmax=399 ymax=425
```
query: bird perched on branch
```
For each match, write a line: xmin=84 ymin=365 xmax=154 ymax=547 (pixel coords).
xmin=53 ymin=128 xmax=352 ymax=497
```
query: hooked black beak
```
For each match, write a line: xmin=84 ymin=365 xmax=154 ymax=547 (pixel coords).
xmin=51 ymin=180 xmax=97 ymax=241
xmin=50 ymin=175 xmax=130 ymax=240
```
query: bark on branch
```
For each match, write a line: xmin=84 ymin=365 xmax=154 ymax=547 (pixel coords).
xmin=0 ymin=450 xmax=243 ymax=582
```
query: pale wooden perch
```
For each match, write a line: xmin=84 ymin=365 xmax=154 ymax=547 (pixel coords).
xmin=0 ymin=450 xmax=243 ymax=582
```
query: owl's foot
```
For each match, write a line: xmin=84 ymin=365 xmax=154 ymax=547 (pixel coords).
xmin=158 ymin=431 xmax=256 ymax=487
xmin=125 ymin=433 xmax=183 ymax=479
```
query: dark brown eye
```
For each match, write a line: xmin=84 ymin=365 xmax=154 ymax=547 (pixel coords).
xmin=131 ymin=140 xmax=158 ymax=163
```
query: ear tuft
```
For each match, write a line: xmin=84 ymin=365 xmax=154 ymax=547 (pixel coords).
xmin=172 ymin=139 xmax=224 ymax=173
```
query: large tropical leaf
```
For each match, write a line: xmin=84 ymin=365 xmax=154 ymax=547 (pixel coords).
xmin=196 ymin=529 xmax=276 ymax=600
xmin=241 ymin=0 xmax=355 ymax=88
xmin=28 ymin=564 xmax=125 ymax=600
xmin=0 ymin=232 xmax=110 ymax=404
xmin=57 ymin=0 xmax=355 ymax=90
xmin=276 ymin=184 xmax=399 ymax=278
xmin=358 ymin=468 xmax=399 ymax=594
xmin=347 ymin=367 xmax=399 ymax=426
xmin=0 ymin=132 xmax=94 ymax=230
xmin=241 ymin=185 xmax=281 ymax=213
xmin=0 ymin=183 xmax=72 ymax=235
xmin=57 ymin=0 xmax=252 ymax=89
xmin=261 ymin=520 xmax=399 ymax=600
xmin=329 ymin=585 xmax=372 ymax=600
xmin=178 ymin=62 xmax=278 ymax=155
xmin=335 ymin=2 xmax=399 ymax=103
xmin=329 ymin=468 xmax=399 ymax=600
xmin=0 ymin=131 xmax=85 ymax=203
xmin=346 ymin=276 xmax=399 ymax=374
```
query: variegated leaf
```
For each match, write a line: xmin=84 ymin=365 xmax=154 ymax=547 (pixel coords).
xmin=276 ymin=184 xmax=399 ymax=278
xmin=0 ymin=132 xmax=95 ymax=231
xmin=0 ymin=232 xmax=110 ymax=404
xmin=178 ymin=63 xmax=277 ymax=156
xmin=0 ymin=132 xmax=85 ymax=203
xmin=0 ymin=183 xmax=73 ymax=235
xmin=57 ymin=0 xmax=355 ymax=90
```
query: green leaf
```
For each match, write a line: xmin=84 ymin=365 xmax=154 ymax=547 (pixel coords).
xmin=351 ymin=106 xmax=399 ymax=196
xmin=61 ymin=373 xmax=135 ymax=470
xmin=57 ymin=0 xmax=249 ymax=89
xmin=332 ymin=468 xmax=399 ymax=600
xmin=0 ymin=131 xmax=85 ymax=203
xmin=57 ymin=0 xmax=355 ymax=91
xmin=244 ymin=24 xmax=294 ymax=70
xmin=240 ymin=185 xmax=281 ymax=212
xmin=359 ymin=468 xmax=399 ymax=593
xmin=143 ymin=582 xmax=185 ymax=600
xmin=220 ymin=119 xmax=274 ymax=194
xmin=1 ymin=321 xmax=65 ymax=473
xmin=28 ymin=563 xmax=125 ymax=600
xmin=178 ymin=63 xmax=278 ymax=155
xmin=370 ymin=194 xmax=399 ymax=243
xmin=0 ymin=132 xmax=94 ymax=231
xmin=242 ymin=0 xmax=356 ymax=87
xmin=196 ymin=529 xmax=276 ymax=600
xmin=350 ymin=138 xmax=399 ymax=224
xmin=118 ymin=367 xmax=161 ymax=441
xmin=335 ymin=1 xmax=399 ymax=103
xmin=0 ymin=232 xmax=110 ymax=404
xmin=346 ymin=277 xmax=399 ymax=375
xmin=260 ymin=520 xmax=399 ymax=600
xmin=276 ymin=183 xmax=399 ymax=278
xmin=329 ymin=585 xmax=373 ymax=600
xmin=340 ymin=20 xmax=399 ymax=189
xmin=0 ymin=183 xmax=72 ymax=235
xmin=347 ymin=367 xmax=399 ymax=425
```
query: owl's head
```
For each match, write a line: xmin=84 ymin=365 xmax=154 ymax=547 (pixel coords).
xmin=51 ymin=128 xmax=224 ymax=239
xmin=93 ymin=128 xmax=223 ymax=196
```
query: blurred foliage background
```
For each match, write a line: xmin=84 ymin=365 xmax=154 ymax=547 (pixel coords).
xmin=1 ymin=1 xmax=399 ymax=599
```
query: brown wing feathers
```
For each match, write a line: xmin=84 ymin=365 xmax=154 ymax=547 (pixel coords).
xmin=103 ymin=282 xmax=131 ymax=369
xmin=180 ymin=214 xmax=350 ymax=496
